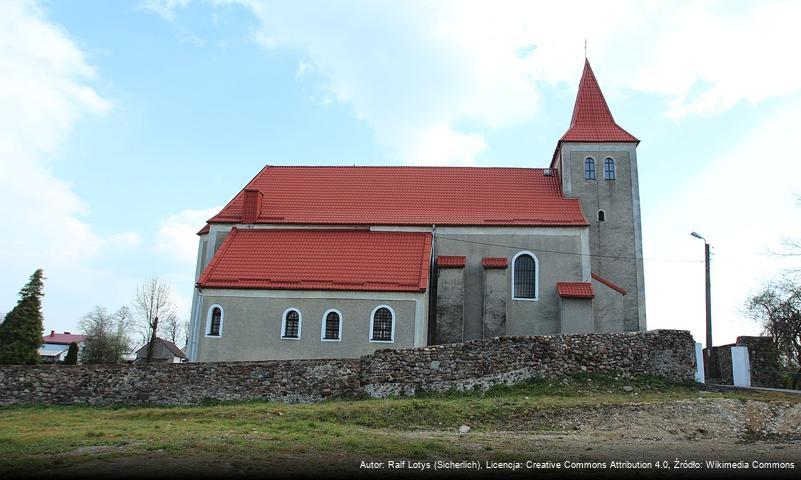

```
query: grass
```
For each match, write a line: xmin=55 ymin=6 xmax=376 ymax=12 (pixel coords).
xmin=0 ymin=374 xmax=797 ymax=476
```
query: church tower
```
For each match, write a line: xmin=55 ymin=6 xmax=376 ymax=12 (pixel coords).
xmin=551 ymin=59 xmax=646 ymax=332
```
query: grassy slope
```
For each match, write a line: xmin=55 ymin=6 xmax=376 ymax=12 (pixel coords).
xmin=0 ymin=375 xmax=797 ymax=475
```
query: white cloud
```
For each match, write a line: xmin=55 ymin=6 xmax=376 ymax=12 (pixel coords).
xmin=138 ymin=0 xmax=191 ymax=22
xmin=155 ymin=207 xmax=220 ymax=266
xmin=644 ymin=97 xmax=801 ymax=346
xmin=194 ymin=1 xmax=800 ymax=165
xmin=407 ymin=125 xmax=486 ymax=166
xmin=0 ymin=1 xmax=139 ymax=331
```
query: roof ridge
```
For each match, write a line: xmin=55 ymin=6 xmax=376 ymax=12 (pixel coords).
xmin=262 ymin=165 xmax=552 ymax=171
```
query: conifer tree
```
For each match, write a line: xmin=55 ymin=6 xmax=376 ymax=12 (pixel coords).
xmin=64 ymin=342 xmax=79 ymax=365
xmin=0 ymin=269 xmax=45 ymax=364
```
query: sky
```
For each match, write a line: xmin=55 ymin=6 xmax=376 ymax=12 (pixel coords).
xmin=1 ymin=0 xmax=800 ymax=348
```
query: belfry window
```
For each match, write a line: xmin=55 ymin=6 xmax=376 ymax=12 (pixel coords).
xmin=604 ymin=157 xmax=616 ymax=180
xmin=598 ymin=210 xmax=606 ymax=222
xmin=512 ymin=252 xmax=538 ymax=300
xmin=584 ymin=157 xmax=596 ymax=180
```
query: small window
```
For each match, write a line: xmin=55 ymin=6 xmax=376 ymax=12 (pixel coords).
xmin=206 ymin=305 xmax=223 ymax=337
xmin=598 ymin=210 xmax=606 ymax=222
xmin=584 ymin=157 xmax=596 ymax=180
xmin=281 ymin=308 xmax=301 ymax=340
xmin=370 ymin=306 xmax=395 ymax=342
xmin=512 ymin=251 xmax=538 ymax=300
xmin=321 ymin=309 xmax=342 ymax=341
xmin=604 ymin=157 xmax=616 ymax=180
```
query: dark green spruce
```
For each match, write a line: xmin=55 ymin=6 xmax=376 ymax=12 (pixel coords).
xmin=64 ymin=342 xmax=79 ymax=365
xmin=0 ymin=269 xmax=45 ymax=365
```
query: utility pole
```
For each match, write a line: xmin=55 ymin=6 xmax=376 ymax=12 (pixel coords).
xmin=691 ymin=232 xmax=712 ymax=377
xmin=704 ymin=242 xmax=712 ymax=352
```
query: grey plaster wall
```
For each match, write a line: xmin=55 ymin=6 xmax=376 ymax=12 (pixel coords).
xmin=482 ymin=268 xmax=507 ymax=337
xmin=592 ymin=277 xmax=625 ymax=333
xmin=559 ymin=298 xmax=593 ymax=334
xmin=435 ymin=231 xmax=585 ymax=339
xmin=195 ymin=294 xmax=421 ymax=362
xmin=436 ymin=268 xmax=464 ymax=344
xmin=565 ymin=145 xmax=645 ymax=332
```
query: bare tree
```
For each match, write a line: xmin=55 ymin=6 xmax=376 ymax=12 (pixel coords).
xmin=114 ymin=306 xmax=135 ymax=357
xmin=79 ymin=306 xmax=130 ymax=364
xmin=181 ymin=318 xmax=190 ymax=349
xmin=132 ymin=276 xmax=176 ymax=363
xmin=162 ymin=313 xmax=184 ymax=346
xmin=745 ymin=275 xmax=801 ymax=388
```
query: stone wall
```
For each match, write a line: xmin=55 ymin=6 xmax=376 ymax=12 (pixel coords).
xmin=0 ymin=330 xmax=695 ymax=406
xmin=705 ymin=336 xmax=781 ymax=388
xmin=0 ymin=359 xmax=361 ymax=405
xmin=361 ymin=329 xmax=695 ymax=397
xmin=736 ymin=336 xmax=781 ymax=388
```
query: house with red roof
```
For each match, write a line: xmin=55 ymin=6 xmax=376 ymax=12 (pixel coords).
xmin=39 ymin=330 xmax=87 ymax=363
xmin=186 ymin=59 xmax=645 ymax=362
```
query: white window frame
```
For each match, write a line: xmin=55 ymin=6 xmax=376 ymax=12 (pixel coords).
xmin=280 ymin=307 xmax=302 ymax=341
xmin=320 ymin=308 xmax=343 ymax=342
xmin=511 ymin=251 xmax=539 ymax=301
xmin=205 ymin=304 xmax=224 ymax=338
xmin=368 ymin=304 xmax=396 ymax=343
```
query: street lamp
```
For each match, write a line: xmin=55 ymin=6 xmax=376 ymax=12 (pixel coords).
xmin=691 ymin=232 xmax=712 ymax=376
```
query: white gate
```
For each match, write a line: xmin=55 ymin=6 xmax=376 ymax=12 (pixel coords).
xmin=731 ymin=346 xmax=751 ymax=388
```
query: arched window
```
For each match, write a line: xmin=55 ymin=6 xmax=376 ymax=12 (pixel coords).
xmin=370 ymin=305 xmax=395 ymax=343
xmin=281 ymin=308 xmax=301 ymax=340
xmin=598 ymin=210 xmax=606 ymax=222
xmin=512 ymin=251 xmax=538 ymax=300
xmin=584 ymin=157 xmax=596 ymax=180
xmin=321 ymin=309 xmax=342 ymax=341
xmin=206 ymin=305 xmax=223 ymax=337
xmin=604 ymin=157 xmax=616 ymax=180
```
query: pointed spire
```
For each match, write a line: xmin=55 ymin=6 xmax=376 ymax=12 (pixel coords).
xmin=560 ymin=59 xmax=638 ymax=143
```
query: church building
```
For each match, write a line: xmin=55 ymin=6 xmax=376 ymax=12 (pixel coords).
xmin=186 ymin=59 xmax=646 ymax=362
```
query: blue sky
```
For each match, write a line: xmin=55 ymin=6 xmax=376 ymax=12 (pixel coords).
xmin=1 ymin=0 xmax=800 ymax=347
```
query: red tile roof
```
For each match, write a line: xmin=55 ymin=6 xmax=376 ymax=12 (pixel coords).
xmin=437 ymin=256 xmax=465 ymax=268
xmin=481 ymin=257 xmax=508 ymax=268
xmin=197 ymin=228 xmax=432 ymax=292
xmin=591 ymin=273 xmax=628 ymax=295
xmin=556 ymin=282 xmax=594 ymax=299
xmin=560 ymin=59 xmax=638 ymax=144
xmin=42 ymin=331 xmax=86 ymax=345
xmin=205 ymin=166 xmax=587 ymax=227
xmin=197 ymin=224 xmax=210 ymax=235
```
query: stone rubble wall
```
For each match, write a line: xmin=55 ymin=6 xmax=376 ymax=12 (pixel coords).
xmin=0 ymin=359 xmax=361 ymax=405
xmin=0 ymin=330 xmax=695 ymax=406
xmin=706 ymin=336 xmax=782 ymax=388
xmin=361 ymin=329 xmax=695 ymax=397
